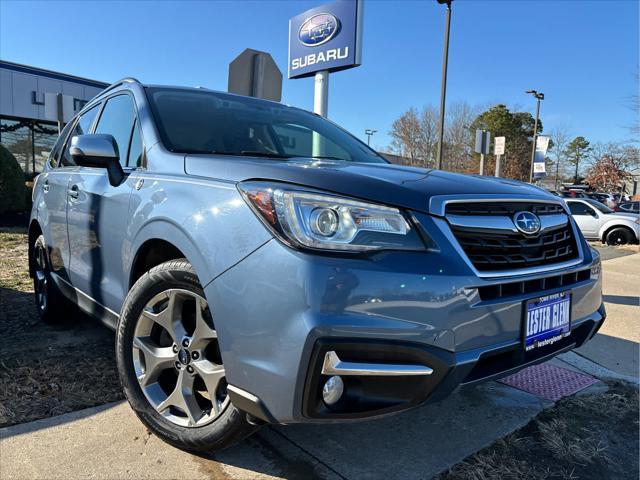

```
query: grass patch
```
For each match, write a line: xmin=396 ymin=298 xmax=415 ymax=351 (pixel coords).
xmin=438 ymin=382 xmax=639 ymax=480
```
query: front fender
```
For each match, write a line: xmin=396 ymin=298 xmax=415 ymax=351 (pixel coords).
xmin=598 ymin=219 xmax=640 ymax=241
xmin=125 ymin=174 xmax=273 ymax=291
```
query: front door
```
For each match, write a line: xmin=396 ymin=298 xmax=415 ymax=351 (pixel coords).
xmin=67 ymin=93 xmax=142 ymax=313
xmin=568 ymin=201 xmax=599 ymax=239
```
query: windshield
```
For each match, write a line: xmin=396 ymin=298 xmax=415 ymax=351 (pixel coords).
xmin=145 ymin=87 xmax=386 ymax=164
xmin=584 ymin=198 xmax=614 ymax=214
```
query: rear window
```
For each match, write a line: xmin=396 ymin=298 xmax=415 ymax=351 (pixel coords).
xmin=145 ymin=87 xmax=385 ymax=164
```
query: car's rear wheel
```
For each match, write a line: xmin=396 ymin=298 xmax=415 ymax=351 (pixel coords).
xmin=605 ymin=227 xmax=633 ymax=246
xmin=32 ymin=235 xmax=72 ymax=324
xmin=116 ymin=259 xmax=257 ymax=452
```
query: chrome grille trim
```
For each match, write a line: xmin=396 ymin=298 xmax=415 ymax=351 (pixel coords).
xmin=427 ymin=195 xmax=584 ymax=278
xmin=429 ymin=194 xmax=570 ymax=217
xmin=446 ymin=213 xmax=567 ymax=233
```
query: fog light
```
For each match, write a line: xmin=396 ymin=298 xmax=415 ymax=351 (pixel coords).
xmin=322 ymin=376 xmax=344 ymax=405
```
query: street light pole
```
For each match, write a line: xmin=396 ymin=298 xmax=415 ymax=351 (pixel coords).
xmin=435 ymin=0 xmax=452 ymax=170
xmin=365 ymin=129 xmax=377 ymax=146
xmin=526 ymin=90 xmax=544 ymax=183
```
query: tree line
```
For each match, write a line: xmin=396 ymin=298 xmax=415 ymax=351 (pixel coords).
xmin=385 ymin=102 xmax=639 ymax=193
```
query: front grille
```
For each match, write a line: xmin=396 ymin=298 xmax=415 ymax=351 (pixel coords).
xmin=477 ymin=269 xmax=591 ymax=301
xmin=446 ymin=201 xmax=580 ymax=272
xmin=446 ymin=202 xmax=565 ymax=216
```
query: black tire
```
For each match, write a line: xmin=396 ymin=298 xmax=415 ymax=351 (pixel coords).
xmin=32 ymin=234 xmax=72 ymax=324
xmin=116 ymin=259 xmax=257 ymax=452
xmin=605 ymin=227 xmax=633 ymax=246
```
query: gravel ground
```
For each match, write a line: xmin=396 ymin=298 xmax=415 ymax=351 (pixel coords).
xmin=0 ymin=228 xmax=124 ymax=428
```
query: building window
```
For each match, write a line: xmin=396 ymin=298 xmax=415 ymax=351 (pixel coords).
xmin=0 ymin=116 xmax=59 ymax=178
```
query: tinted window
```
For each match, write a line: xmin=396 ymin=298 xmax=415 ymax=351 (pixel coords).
xmin=619 ymin=202 xmax=639 ymax=213
xmin=146 ymin=87 xmax=385 ymax=163
xmin=568 ymin=202 xmax=595 ymax=216
xmin=60 ymin=104 xmax=101 ymax=166
xmin=128 ymin=119 xmax=143 ymax=168
xmin=95 ymin=95 xmax=137 ymax=167
xmin=48 ymin=121 xmax=74 ymax=168
xmin=584 ymin=198 xmax=613 ymax=214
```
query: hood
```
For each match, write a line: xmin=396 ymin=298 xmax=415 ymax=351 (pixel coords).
xmin=185 ymin=155 xmax=556 ymax=214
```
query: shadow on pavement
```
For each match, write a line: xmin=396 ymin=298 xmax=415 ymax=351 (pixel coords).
xmin=603 ymin=294 xmax=640 ymax=306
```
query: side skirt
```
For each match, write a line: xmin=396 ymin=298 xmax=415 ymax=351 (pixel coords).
xmin=51 ymin=273 xmax=119 ymax=330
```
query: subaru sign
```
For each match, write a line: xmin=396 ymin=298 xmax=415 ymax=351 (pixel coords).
xmin=288 ymin=0 xmax=363 ymax=79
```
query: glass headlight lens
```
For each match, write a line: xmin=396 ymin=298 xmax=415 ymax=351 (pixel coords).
xmin=239 ymin=182 xmax=428 ymax=252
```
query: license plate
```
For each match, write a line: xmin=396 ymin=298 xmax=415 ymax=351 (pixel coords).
xmin=524 ymin=291 xmax=571 ymax=352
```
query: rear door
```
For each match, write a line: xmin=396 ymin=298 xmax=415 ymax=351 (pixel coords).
xmin=568 ymin=201 xmax=599 ymax=238
xmin=67 ymin=93 xmax=141 ymax=313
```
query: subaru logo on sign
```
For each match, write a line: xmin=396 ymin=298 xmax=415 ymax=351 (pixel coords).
xmin=299 ymin=13 xmax=340 ymax=46
xmin=513 ymin=211 xmax=542 ymax=235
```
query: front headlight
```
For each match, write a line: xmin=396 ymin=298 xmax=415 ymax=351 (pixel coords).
xmin=239 ymin=182 xmax=429 ymax=252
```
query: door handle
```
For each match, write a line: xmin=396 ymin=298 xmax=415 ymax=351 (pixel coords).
xmin=68 ymin=185 xmax=79 ymax=199
xmin=42 ymin=180 xmax=49 ymax=193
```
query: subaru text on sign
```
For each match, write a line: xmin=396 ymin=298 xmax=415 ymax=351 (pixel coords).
xmin=288 ymin=0 xmax=363 ymax=78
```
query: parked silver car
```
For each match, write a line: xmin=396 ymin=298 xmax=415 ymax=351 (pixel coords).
xmin=566 ymin=198 xmax=640 ymax=245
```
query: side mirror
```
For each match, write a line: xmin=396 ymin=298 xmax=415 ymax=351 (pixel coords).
xmin=589 ymin=209 xmax=598 ymax=217
xmin=70 ymin=134 xmax=125 ymax=186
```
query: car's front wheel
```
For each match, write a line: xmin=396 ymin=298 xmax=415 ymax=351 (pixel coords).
xmin=116 ymin=259 xmax=256 ymax=452
xmin=605 ymin=227 xmax=634 ymax=246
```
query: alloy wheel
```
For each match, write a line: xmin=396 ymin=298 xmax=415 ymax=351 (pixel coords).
xmin=34 ymin=243 xmax=48 ymax=312
xmin=132 ymin=289 xmax=229 ymax=427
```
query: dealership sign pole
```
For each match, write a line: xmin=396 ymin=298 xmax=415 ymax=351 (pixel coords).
xmin=494 ymin=136 xmax=505 ymax=177
xmin=289 ymin=0 xmax=364 ymax=154
xmin=533 ymin=135 xmax=550 ymax=180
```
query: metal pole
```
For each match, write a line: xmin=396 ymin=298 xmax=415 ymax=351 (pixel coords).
xmin=529 ymin=97 xmax=541 ymax=183
xmin=436 ymin=1 xmax=452 ymax=170
xmin=367 ymin=133 xmax=371 ymax=145
xmin=479 ymin=153 xmax=485 ymax=175
xmin=313 ymin=70 xmax=329 ymax=117
xmin=495 ymin=154 xmax=501 ymax=177
xmin=313 ymin=70 xmax=329 ymax=157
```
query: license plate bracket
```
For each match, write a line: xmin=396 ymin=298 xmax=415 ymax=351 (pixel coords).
xmin=523 ymin=291 xmax=572 ymax=352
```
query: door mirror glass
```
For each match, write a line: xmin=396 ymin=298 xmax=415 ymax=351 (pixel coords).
xmin=70 ymin=134 xmax=125 ymax=186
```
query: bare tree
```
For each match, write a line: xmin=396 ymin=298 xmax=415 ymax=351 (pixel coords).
xmin=549 ymin=125 xmax=572 ymax=189
xmin=418 ymin=106 xmax=438 ymax=168
xmin=444 ymin=101 xmax=480 ymax=173
xmin=389 ymin=108 xmax=422 ymax=165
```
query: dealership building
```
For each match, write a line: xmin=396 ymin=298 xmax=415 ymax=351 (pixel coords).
xmin=0 ymin=60 xmax=108 ymax=178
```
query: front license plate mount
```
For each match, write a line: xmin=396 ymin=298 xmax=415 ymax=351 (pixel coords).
xmin=523 ymin=291 xmax=572 ymax=352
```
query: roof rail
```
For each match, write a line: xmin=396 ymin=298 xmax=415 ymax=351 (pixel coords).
xmin=99 ymin=77 xmax=142 ymax=95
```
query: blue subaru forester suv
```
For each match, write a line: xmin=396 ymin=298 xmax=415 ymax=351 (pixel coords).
xmin=29 ymin=78 xmax=605 ymax=452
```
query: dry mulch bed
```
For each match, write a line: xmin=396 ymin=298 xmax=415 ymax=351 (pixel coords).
xmin=0 ymin=228 xmax=124 ymax=428
xmin=438 ymin=381 xmax=639 ymax=480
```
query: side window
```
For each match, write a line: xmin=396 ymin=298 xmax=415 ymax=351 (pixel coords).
xmin=568 ymin=202 xmax=593 ymax=216
xmin=127 ymin=119 xmax=143 ymax=168
xmin=60 ymin=104 xmax=101 ymax=167
xmin=48 ymin=121 xmax=74 ymax=168
xmin=94 ymin=95 xmax=137 ymax=168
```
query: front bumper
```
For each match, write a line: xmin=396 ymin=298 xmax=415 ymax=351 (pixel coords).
xmin=206 ymin=231 xmax=604 ymax=424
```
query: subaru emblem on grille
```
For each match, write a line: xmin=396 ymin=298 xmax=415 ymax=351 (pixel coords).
xmin=513 ymin=211 xmax=541 ymax=235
